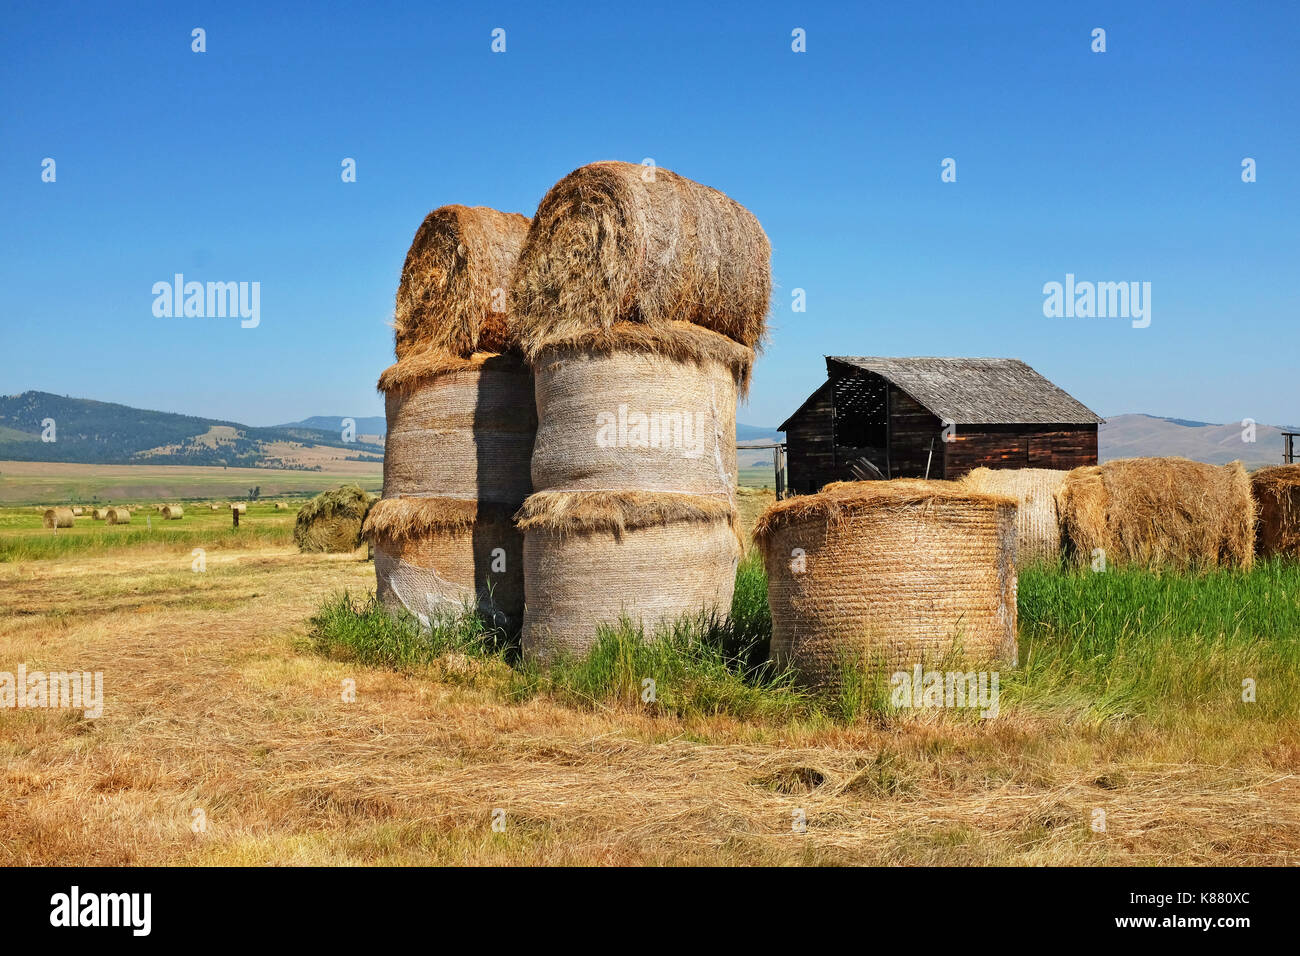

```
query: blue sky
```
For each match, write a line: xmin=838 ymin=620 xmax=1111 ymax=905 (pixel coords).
xmin=2 ymin=1 xmax=1296 ymax=428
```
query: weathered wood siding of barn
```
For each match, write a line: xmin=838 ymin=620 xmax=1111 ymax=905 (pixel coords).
xmin=785 ymin=384 xmax=837 ymax=493
xmin=887 ymin=386 xmax=943 ymax=478
xmin=941 ymin=425 xmax=1098 ymax=479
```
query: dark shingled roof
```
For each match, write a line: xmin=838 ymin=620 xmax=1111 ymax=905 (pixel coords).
xmin=821 ymin=356 xmax=1104 ymax=426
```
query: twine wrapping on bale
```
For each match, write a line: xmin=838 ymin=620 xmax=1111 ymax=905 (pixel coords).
xmin=394 ymin=205 xmax=530 ymax=359
xmin=161 ymin=504 xmax=184 ymax=520
xmin=516 ymin=491 xmax=741 ymax=662
xmin=379 ymin=351 xmax=536 ymax=504
xmin=529 ymin=325 xmax=750 ymax=499
xmin=363 ymin=497 xmax=524 ymax=629
xmin=510 ymin=161 xmax=771 ymax=352
xmin=106 ymin=507 xmax=131 ymax=525
xmin=92 ymin=508 xmax=108 ymax=521
xmin=1056 ymin=457 xmax=1255 ymax=570
xmin=1250 ymin=464 xmax=1300 ymax=558
xmin=43 ymin=507 xmax=74 ymax=529
xmin=294 ymin=486 xmax=374 ymax=553
xmin=754 ymin=480 xmax=1019 ymax=688
xmin=959 ymin=467 xmax=1067 ymax=564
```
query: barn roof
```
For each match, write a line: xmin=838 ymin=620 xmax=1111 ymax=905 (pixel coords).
xmin=780 ymin=357 xmax=1103 ymax=427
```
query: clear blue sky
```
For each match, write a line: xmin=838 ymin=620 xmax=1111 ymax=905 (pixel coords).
xmin=3 ymin=1 xmax=1296 ymax=428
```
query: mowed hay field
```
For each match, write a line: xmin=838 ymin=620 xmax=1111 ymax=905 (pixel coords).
xmin=2 ymin=486 xmax=1298 ymax=866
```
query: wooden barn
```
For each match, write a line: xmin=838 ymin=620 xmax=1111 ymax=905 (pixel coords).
xmin=779 ymin=356 xmax=1103 ymax=493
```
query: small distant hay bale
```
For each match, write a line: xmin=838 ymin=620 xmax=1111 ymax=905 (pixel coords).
xmin=1251 ymin=464 xmax=1300 ymax=558
xmin=294 ymin=485 xmax=375 ymax=553
xmin=43 ymin=507 xmax=75 ymax=528
xmin=394 ymin=205 xmax=531 ymax=359
xmin=230 ymin=502 xmax=247 ymax=514
xmin=161 ymin=504 xmax=184 ymax=520
xmin=106 ymin=507 xmax=131 ymax=525
xmin=959 ymin=467 xmax=1067 ymax=564
xmin=754 ymin=480 xmax=1018 ymax=687
xmin=363 ymin=496 xmax=524 ymax=629
xmin=92 ymin=508 xmax=109 ymax=521
xmin=516 ymin=490 xmax=741 ymax=662
xmin=71 ymin=506 xmax=84 ymax=516
xmin=209 ymin=503 xmax=220 ymax=511
xmin=275 ymin=502 xmax=288 ymax=510
xmin=1056 ymin=457 xmax=1255 ymax=570
xmin=510 ymin=161 xmax=772 ymax=352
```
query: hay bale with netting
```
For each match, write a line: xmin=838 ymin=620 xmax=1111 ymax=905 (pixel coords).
xmin=1056 ymin=457 xmax=1254 ymax=570
xmin=1250 ymin=464 xmax=1300 ymax=558
xmin=394 ymin=205 xmax=530 ymax=359
xmin=92 ymin=508 xmax=108 ymax=521
xmin=959 ymin=467 xmax=1067 ymax=564
xmin=510 ymin=161 xmax=771 ymax=352
xmin=516 ymin=491 xmax=741 ymax=662
xmin=363 ymin=497 xmax=524 ymax=629
xmin=294 ymin=486 xmax=375 ymax=553
xmin=754 ymin=481 xmax=1018 ymax=687
xmin=379 ymin=351 xmax=536 ymax=504
xmin=43 ymin=507 xmax=75 ymax=529
xmin=161 ymin=504 xmax=184 ymax=520
xmin=230 ymin=502 xmax=247 ymax=514
xmin=106 ymin=507 xmax=131 ymax=525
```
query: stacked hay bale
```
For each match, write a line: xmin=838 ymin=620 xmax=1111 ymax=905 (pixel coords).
xmin=43 ymin=507 xmax=75 ymax=529
xmin=1056 ymin=457 xmax=1255 ymax=570
xmin=106 ymin=507 xmax=131 ymax=525
xmin=959 ymin=467 xmax=1067 ymax=564
xmin=754 ymin=481 xmax=1019 ymax=687
xmin=161 ymin=504 xmax=184 ymax=520
xmin=1250 ymin=464 xmax=1300 ymax=559
xmin=294 ymin=486 xmax=374 ymax=553
xmin=362 ymin=205 xmax=536 ymax=630
xmin=510 ymin=161 xmax=770 ymax=661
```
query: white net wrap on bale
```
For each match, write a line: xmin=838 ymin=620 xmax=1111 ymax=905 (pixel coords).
xmin=959 ymin=467 xmax=1066 ymax=564
xmin=380 ymin=353 xmax=536 ymax=505
xmin=517 ymin=491 xmax=741 ymax=662
xmin=755 ymin=481 xmax=1019 ymax=688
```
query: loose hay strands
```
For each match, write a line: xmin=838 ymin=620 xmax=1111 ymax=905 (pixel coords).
xmin=754 ymin=480 xmax=1019 ymax=688
xmin=106 ymin=507 xmax=131 ymax=525
xmin=1251 ymin=464 xmax=1300 ymax=558
xmin=1056 ymin=457 xmax=1255 ymax=570
xmin=43 ymin=507 xmax=74 ymax=529
xmin=161 ymin=504 xmax=184 ymax=520
xmin=294 ymin=485 xmax=375 ymax=553
xmin=516 ymin=489 xmax=739 ymax=539
xmin=394 ymin=205 xmax=531 ymax=359
xmin=510 ymin=161 xmax=772 ymax=352
xmin=376 ymin=349 xmax=529 ymax=396
xmin=959 ymin=467 xmax=1067 ymax=564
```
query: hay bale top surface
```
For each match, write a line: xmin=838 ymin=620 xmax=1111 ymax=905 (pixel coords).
xmin=1252 ymin=464 xmax=1300 ymax=492
xmin=515 ymin=490 xmax=736 ymax=539
xmin=394 ymin=205 xmax=530 ymax=359
xmin=510 ymin=161 xmax=771 ymax=351
xmin=376 ymin=349 xmax=529 ymax=396
xmin=363 ymin=496 xmax=518 ymax=542
xmin=753 ymin=479 xmax=1015 ymax=546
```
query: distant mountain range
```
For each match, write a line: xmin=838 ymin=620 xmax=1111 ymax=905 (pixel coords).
xmin=1098 ymin=414 xmax=1295 ymax=469
xmin=276 ymin=415 xmax=387 ymax=436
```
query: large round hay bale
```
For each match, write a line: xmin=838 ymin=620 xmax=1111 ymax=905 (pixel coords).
xmin=161 ymin=504 xmax=184 ymax=520
xmin=92 ymin=508 xmax=108 ymax=521
xmin=379 ymin=351 xmax=536 ymax=504
xmin=1056 ymin=457 xmax=1255 ymax=570
xmin=394 ymin=205 xmax=530 ymax=359
xmin=364 ymin=497 xmax=523 ymax=629
xmin=1250 ymin=464 xmax=1300 ymax=558
xmin=43 ymin=507 xmax=74 ymax=529
xmin=528 ymin=324 xmax=752 ymax=498
xmin=517 ymin=491 xmax=741 ymax=662
xmin=230 ymin=502 xmax=247 ymax=514
xmin=71 ymin=506 xmax=84 ymax=516
xmin=106 ymin=507 xmax=131 ymax=525
xmin=510 ymin=161 xmax=771 ymax=352
xmin=959 ymin=467 xmax=1067 ymax=564
xmin=754 ymin=481 xmax=1018 ymax=687
xmin=293 ymin=485 xmax=374 ymax=553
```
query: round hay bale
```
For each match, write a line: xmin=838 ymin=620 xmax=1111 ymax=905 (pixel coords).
xmin=293 ymin=485 xmax=374 ymax=553
xmin=209 ymin=503 xmax=220 ymax=511
xmin=43 ymin=507 xmax=75 ymax=529
xmin=517 ymin=491 xmax=741 ymax=662
xmin=161 ymin=504 xmax=184 ymax=520
xmin=230 ymin=502 xmax=247 ymax=514
xmin=364 ymin=497 xmax=524 ymax=629
xmin=92 ymin=508 xmax=108 ymax=521
xmin=754 ymin=481 xmax=1018 ymax=687
xmin=1056 ymin=457 xmax=1255 ymax=570
xmin=106 ymin=507 xmax=131 ymax=525
xmin=510 ymin=161 xmax=771 ymax=352
xmin=274 ymin=502 xmax=288 ymax=510
xmin=528 ymin=324 xmax=751 ymax=498
xmin=1250 ymin=464 xmax=1300 ymax=558
xmin=959 ymin=467 xmax=1067 ymax=564
xmin=379 ymin=351 xmax=535 ymax=504
xmin=394 ymin=205 xmax=531 ymax=359
xmin=71 ymin=506 xmax=84 ymax=516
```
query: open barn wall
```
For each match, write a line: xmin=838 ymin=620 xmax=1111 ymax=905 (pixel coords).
xmin=784 ymin=382 xmax=836 ymax=493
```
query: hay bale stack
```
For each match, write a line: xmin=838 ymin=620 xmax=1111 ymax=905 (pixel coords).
xmin=230 ymin=502 xmax=247 ymax=514
xmin=510 ymin=161 xmax=771 ymax=351
xmin=394 ymin=205 xmax=530 ymax=359
xmin=517 ymin=492 xmax=740 ymax=661
xmin=754 ymin=481 xmax=1019 ymax=687
xmin=1056 ymin=457 xmax=1255 ymax=570
xmin=294 ymin=486 xmax=374 ymax=553
xmin=106 ymin=507 xmax=131 ymax=525
xmin=43 ymin=507 xmax=75 ymax=529
xmin=959 ymin=467 xmax=1067 ymax=564
xmin=161 ymin=504 xmax=184 ymax=520
xmin=92 ymin=508 xmax=108 ymax=521
xmin=1251 ymin=464 xmax=1300 ymax=558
